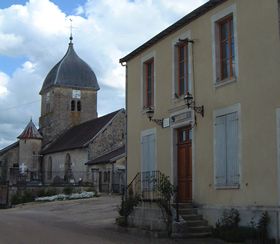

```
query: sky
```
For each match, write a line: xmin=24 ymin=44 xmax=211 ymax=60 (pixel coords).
xmin=0 ymin=0 xmax=208 ymax=149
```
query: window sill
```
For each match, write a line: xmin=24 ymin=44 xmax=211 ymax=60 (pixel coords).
xmin=215 ymin=77 xmax=237 ymax=88
xmin=142 ymin=106 xmax=154 ymax=114
xmin=215 ymin=184 xmax=240 ymax=190
xmin=172 ymin=94 xmax=185 ymax=103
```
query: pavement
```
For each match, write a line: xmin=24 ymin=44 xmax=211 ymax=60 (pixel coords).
xmin=0 ymin=194 xmax=225 ymax=244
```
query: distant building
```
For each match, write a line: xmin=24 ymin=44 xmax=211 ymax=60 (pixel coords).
xmin=0 ymin=36 xmax=125 ymax=193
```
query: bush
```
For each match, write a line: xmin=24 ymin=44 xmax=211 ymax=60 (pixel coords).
xmin=11 ymin=190 xmax=34 ymax=205
xmin=213 ymin=209 xmax=271 ymax=243
xmin=118 ymin=190 xmax=140 ymax=226
xmin=63 ymin=187 xmax=74 ymax=195
xmin=45 ymin=188 xmax=58 ymax=196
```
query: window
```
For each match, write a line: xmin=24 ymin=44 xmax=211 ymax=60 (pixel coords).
xmin=143 ymin=58 xmax=154 ymax=108
xmin=219 ymin=15 xmax=235 ymax=81
xmin=71 ymin=100 xmax=75 ymax=111
xmin=141 ymin=129 xmax=156 ymax=191
xmin=77 ymin=101 xmax=81 ymax=111
xmin=176 ymin=42 xmax=189 ymax=96
xmin=212 ymin=4 xmax=237 ymax=84
xmin=214 ymin=109 xmax=240 ymax=188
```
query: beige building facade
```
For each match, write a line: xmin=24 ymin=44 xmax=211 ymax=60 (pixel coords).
xmin=121 ymin=0 xmax=280 ymax=238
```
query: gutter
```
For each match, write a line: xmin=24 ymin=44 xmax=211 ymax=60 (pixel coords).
xmin=120 ymin=61 xmax=128 ymax=191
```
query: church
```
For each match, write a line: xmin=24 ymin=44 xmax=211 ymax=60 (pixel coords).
xmin=0 ymin=36 xmax=125 ymax=193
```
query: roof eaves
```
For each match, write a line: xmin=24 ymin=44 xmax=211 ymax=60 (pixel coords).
xmin=42 ymin=145 xmax=86 ymax=155
xmin=119 ymin=0 xmax=228 ymax=63
xmin=109 ymin=153 xmax=126 ymax=163
xmin=0 ymin=141 xmax=19 ymax=156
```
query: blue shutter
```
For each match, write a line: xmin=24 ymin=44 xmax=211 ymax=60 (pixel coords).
xmin=141 ymin=133 xmax=156 ymax=191
xmin=141 ymin=133 xmax=156 ymax=172
xmin=226 ymin=112 xmax=239 ymax=186
xmin=215 ymin=116 xmax=227 ymax=186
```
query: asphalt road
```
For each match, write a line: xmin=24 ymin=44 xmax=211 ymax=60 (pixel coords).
xmin=0 ymin=195 xmax=225 ymax=244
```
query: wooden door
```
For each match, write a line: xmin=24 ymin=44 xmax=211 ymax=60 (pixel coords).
xmin=177 ymin=126 xmax=192 ymax=202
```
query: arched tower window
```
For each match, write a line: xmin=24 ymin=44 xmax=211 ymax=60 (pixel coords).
xmin=77 ymin=101 xmax=81 ymax=111
xmin=47 ymin=157 xmax=52 ymax=180
xmin=71 ymin=100 xmax=76 ymax=111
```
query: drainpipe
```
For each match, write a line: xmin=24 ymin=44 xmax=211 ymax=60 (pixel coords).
xmin=120 ymin=61 xmax=128 ymax=193
xmin=277 ymin=210 xmax=280 ymax=244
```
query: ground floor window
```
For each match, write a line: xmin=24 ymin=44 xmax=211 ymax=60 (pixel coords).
xmin=214 ymin=106 xmax=240 ymax=188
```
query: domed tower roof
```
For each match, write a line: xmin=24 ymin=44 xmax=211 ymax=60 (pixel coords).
xmin=40 ymin=37 xmax=100 ymax=94
xmin=18 ymin=119 xmax=42 ymax=140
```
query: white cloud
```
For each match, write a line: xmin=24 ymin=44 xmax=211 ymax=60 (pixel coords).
xmin=0 ymin=72 xmax=9 ymax=98
xmin=0 ymin=0 xmax=208 ymax=148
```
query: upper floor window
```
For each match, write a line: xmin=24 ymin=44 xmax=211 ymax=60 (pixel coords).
xmin=176 ymin=42 xmax=188 ymax=96
xmin=219 ymin=15 xmax=235 ymax=81
xmin=212 ymin=4 xmax=238 ymax=85
xmin=142 ymin=57 xmax=154 ymax=109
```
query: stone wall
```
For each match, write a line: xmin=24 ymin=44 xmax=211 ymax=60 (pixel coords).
xmin=19 ymin=139 xmax=42 ymax=173
xmin=43 ymin=148 xmax=88 ymax=184
xmin=128 ymin=202 xmax=167 ymax=232
xmin=0 ymin=145 xmax=19 ymax=181
xmin=40 ymin=87 xmax=98 ymax=145
xmin=89 ymin=109 xmax=125 ymax=159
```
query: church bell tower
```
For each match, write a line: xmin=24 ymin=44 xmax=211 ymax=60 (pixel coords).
xmin=39 ymin=36 xmax=100 ymax=146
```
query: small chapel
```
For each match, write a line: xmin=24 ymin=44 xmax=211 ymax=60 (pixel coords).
xmin=0 ymin=36 xmax=125 ymax=193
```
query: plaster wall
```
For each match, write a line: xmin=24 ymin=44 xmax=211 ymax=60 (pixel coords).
xmin=126 ymin=0 xmax=280 ymax=208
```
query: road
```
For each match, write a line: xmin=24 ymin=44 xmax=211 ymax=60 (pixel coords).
xmin=0 ymin=194 xmax=224 ymax=244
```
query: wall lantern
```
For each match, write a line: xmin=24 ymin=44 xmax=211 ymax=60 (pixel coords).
xmin=184 ymin=92 xmax=204 ymax=117
xmin=146 ymin=107 xmax=163 ymax=127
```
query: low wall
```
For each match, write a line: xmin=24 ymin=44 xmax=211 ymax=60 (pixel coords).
xmin=128 ymin=202 xmax=167 ymax=232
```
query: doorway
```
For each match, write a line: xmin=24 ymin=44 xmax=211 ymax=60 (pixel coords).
xmin=177 ymin=126 xmax=192 ymax=202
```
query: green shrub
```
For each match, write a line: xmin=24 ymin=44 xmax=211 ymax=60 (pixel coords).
xmin=45 ymin=188 xmax=58 ymax=196
xmin=37 ymin=188 xmax=46 ymax=197
xmin=63 ymin=187 xmax=74 ymax=195
xmin=11 ymin=190 xmax=34 ymax=205
xmin=118 ymin=190 xmax=140 ymax=226
xmin=213 ymin=209 xmax=271 ymax=243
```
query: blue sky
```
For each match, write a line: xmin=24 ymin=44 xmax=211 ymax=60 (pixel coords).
xmin=0 ymin=0 xmax=207 ymax=149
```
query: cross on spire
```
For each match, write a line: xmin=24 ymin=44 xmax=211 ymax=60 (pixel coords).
xmin=69 ymin=18 xmax=73 ymax=43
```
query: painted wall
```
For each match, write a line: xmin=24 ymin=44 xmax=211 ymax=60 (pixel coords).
xmin=126 ymin=0 xmax=280 ymax=209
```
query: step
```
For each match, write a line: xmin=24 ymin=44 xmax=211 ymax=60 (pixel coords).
xmin=181 ymin=214 xmax=203 ymax=221
xmin=188 ymin=225 xmax=212 ymax=234
xmin=172 ymin=203 xmax=193 ymax=208
xmin=185 ymin=219 xmax=208 ymax=227
xmin=178 ymin=208 xmax=198 ymax=215
xmin=185 ymin=231 xmax=212 ymax=238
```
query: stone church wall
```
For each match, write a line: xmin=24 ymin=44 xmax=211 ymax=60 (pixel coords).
xmin=18 ymin=139 xmax=42 ymax=172
xmin=40 ymin=87 xmax=97 ymax=146
xmin=89 ymin=110 xmax=125 ymax=160
xmin=0 ymin=145 xmax=19 ymax=181
xmin=43 ymin=148 xmax=88 ymax=184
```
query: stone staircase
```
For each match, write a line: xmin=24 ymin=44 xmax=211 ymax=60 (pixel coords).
xmin=172 ymin=203 xmax=212 ymax=238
